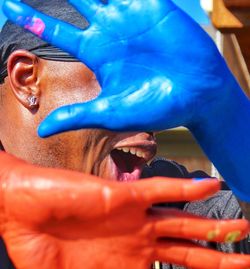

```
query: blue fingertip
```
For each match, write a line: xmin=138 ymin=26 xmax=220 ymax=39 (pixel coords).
xmin=38 ymin=122 xmax=52 ymax=138
xmin=194 ymin=178 xmax=211 ymax=181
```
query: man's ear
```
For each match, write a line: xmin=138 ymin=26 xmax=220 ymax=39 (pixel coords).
xmin=7 ymin=50 xmax=40 ymax=110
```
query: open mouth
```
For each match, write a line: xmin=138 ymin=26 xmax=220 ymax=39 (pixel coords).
xmin=110 ymin=145 xmax=156 ymax=182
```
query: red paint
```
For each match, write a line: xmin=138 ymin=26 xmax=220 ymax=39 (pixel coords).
xmin=24 ymin=18 xmax=45 ymax=37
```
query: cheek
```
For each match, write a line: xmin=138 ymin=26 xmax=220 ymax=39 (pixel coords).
xmin=40 ymin=61 xmax=102 ymax=113
xmin=37 ymin=131 xmax=87 ymax=170
xmin=40 ymin=83 xmax=101 ymax=119
xmin=48 ymin=129 xmax=107 ymax=172
xmin=79 ymin=78 xmax=101 ymax=103
xmin=71 ymin=67 xmax=101 ymax=103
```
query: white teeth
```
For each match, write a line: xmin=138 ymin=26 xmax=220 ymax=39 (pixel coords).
xmin=122 ymin=147 xmax=130 ymax=153
xmin=130 ymin=149 xmax=136 ymax=155
xmin=116 ymin=147 xmax=146 ymax=159
xmin=136 ymin=150 xmax=146 ymax=159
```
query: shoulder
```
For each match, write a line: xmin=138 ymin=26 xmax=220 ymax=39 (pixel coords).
xmin=184 ymin=190 xmax=242 ymax=219
xmin=141 ymin=157 xmax=209 ymax=179
xmin=141 ymin=157 xmax=211 ymax=210
xmin=142 ymin=157 xmax=241 ymax=218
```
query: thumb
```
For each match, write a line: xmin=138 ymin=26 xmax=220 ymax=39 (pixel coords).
xmin=38 ymin=97 xmax=115 ymax=138
xmin=38 ymin=90 xmax=162 ymax=138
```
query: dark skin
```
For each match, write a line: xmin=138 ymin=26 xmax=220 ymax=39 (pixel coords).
xmin=0 ymin=50 xmax=156 ymax=181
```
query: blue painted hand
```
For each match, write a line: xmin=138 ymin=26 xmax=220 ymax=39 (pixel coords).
xmin=3 ymin=0 xmax=233 ymax=134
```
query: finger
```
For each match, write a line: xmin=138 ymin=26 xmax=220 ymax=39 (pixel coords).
xmin=0 ymin=153 xmax=217 ymax=229
xmin=38 ymin=98 xmax=113 ymax=138
xmin=150 ymin=208 xmax=249 ymax=243
xmin=38 ymin=75 xmax=171 ymax=137
xmin=38 ymin=79 xmax=182 ymax=138
xmin=38 ymin=89 xmax=160 ymax=138
xmin=3 ymin=0 xmax=84 ymax=59
xmin=155 ymin=240 xmax=250 ymax=269
xmin=132 ymin=177 xmax=221 ymax=205
xmin=69 ymin=0 xmax=104 ymax=21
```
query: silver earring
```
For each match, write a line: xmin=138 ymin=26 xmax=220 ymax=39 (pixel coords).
xmin=28 ymin=96 xmax=38 ymax=107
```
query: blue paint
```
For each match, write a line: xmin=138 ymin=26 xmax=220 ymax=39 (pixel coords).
xmin=0 ymin=0 xmax=7 ymax=28
xmin=0 ymin=0 xmax=209 ymax=30
xmin=3 ymin=0 xmax=250 ymax=202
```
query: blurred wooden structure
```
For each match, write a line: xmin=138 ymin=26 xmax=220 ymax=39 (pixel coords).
xmin=212 ymin=0 xmax=250 ymax=96
xmin=156 ymin=129 xmax=211 ymax=175
xmin=223 ymin=34 xmax=250 ymax=95
xmin=224 ymin=0 xmax=250 ymax=9
xmin=212 ymin=0 xmax=250 ymax=31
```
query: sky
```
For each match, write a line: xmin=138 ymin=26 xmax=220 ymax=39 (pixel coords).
xmin=0 ymin=0 xmax=210 ymax=29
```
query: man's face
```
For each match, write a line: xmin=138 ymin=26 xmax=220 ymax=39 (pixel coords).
xmin=1 ymin=59 xmax=156 ymax=181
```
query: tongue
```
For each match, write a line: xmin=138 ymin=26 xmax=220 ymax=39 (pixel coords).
xmin=111 ymin=150 xmax=143 ymax=181
xmin=119 ymin=169 xmax=142 ymax=182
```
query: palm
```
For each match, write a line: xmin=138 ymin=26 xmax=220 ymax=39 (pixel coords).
xmin=3 ymin=0 xmax=232 ymax=136
xmin=4 ymin=208 xmax=151 ymax=269
xmin=75 ymin=1 xmax=177 ymax=68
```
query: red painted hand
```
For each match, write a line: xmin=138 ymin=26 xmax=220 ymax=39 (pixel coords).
xmin=0 ymin=152 xmax=250 ymax=269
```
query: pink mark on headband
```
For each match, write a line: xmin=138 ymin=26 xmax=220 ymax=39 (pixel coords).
xmin=24 ymin=18 xmax=45 ymax=38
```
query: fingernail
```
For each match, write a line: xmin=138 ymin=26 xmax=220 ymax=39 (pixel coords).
xmin=194 ymin=178 xmax=208 ymax=181
xmin=207 ymin=229 xmax=220 ymax=240
xmin=225 ymin=231 xmax=241 ymax=243
xmin=193 ymin=178 xmax=219 ymax=182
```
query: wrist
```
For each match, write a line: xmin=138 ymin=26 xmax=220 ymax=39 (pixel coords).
xmin=189 ymin=72 xmax=247 ymax=143
xmin=188 ymin=76 xmax=250 ymax=201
